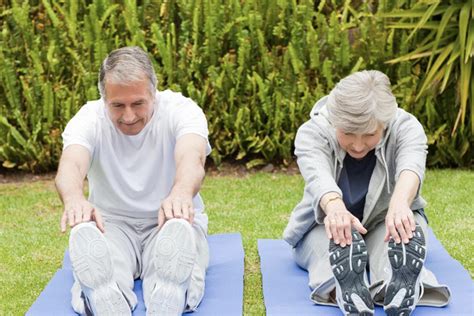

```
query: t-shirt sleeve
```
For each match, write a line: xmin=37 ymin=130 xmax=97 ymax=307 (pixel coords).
xmin=61 ymin=103 xmax=97 ymax=155
xmin=171 ymin=98 xmax=211 ymax=155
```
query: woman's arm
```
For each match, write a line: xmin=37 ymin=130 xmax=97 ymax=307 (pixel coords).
xmin=384 ymin=170 xmax=420 ymax=243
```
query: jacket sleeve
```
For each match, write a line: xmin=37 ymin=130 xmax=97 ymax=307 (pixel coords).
xmin=394 ymin=112 xmax=428 ymax=193
xmin=295 ymin=118 xmax=342 ymax=224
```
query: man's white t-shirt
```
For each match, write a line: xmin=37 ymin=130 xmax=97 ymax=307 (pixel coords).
xmin=62 ymin=90 xmax=211 ymax=228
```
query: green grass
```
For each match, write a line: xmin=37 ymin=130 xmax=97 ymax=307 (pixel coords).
xmin=0 ymin=169 xmax=473 ymax=315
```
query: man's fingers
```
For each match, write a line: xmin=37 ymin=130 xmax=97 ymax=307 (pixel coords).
xmin=162 ymin=201 xmax=173 ymax=220
xmin=68 ymin=208 xmax=75 ymax=227
xmin=60 ymin=211 xmax=68 ymax=233
xmin=185 ymin=202 xmax=195 ymax=224
xmin=172 ymin=200 xmax=183 ymax=219
xmin=182 ymin=203 xmax=190 ymax=221
xmin=92 ymin=209 xmax=105 ymax=233
xmin=82 ymin=205 xmax=92 ymax=223
xmin=189 ymin=206 xmax=195 ymax=225
xmin=158 ymin=208 xmax=165 ymax=229
xmin=73 ymin=207 xmax=83 ymax=226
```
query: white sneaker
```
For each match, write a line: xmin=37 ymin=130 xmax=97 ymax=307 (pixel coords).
xmin=147 ymin=219 xmax=196 ymax=316
xmin=384 ymin=225 xmax=426 ymax=316
xmin=329 ymin=229 xmax=374 ymax=316
xmin=69 ymin=222 xmax=130 ymax=316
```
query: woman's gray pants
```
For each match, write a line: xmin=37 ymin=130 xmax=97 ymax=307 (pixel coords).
xmin=293 ymin=213 xmax=451 ymax=307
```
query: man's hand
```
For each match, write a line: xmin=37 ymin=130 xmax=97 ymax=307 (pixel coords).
xmin=158 ymin=193 xmax=194 ymax=229
xmin=384 ymin=200 xmax=416 ymax=244
xmin=55 ymin=145 xmax=98 ymax=233
xmin=60 ymin=197 xmax=105 ymax=233
xmin=323 ymin=197 xmax=367 ymax=247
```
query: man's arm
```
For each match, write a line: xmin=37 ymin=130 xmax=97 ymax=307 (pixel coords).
xmin=55 ymin=145 xmax=104 ymax=232
xmin=158 ymin=134 xmax=207 ymax=228
xmin=384 ymin=169 xmax=420 ymax=244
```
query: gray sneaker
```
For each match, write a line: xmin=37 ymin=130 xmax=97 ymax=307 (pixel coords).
xmin=69 ymin=222 xmax=130 ymax=316
xmin=147 ymin=219 xmax=196 ymax=316
xmin=329 ymin=229 xmax=374 ymax=316
xmin=384 ymin=225 xmax=426 ymax=316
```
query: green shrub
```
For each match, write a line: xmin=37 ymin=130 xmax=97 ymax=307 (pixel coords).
xmin=383 ymin=0 xmax=473 ymax=166
xmin=0 ymin=0 xmax=472 ymax=172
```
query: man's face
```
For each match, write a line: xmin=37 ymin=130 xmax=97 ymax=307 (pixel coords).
xmin=336 ymin=124 xmax=384 ymax=159
xmin=104 ymin=79 xmax=155 ymax=136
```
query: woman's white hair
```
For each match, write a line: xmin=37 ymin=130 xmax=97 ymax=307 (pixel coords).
xmin=98 ymin=46 xmax=157 ymax=99
xmin=327 ymin=70 xmax=398 ymax=133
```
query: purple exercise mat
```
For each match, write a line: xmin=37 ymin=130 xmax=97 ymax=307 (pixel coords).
xmin=258 ymin=229 xmax=473 ymax=315
xmin=27 ymin=233 xmax=244 ymax=315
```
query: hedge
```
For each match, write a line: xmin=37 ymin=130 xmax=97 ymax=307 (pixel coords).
xmin=0 ymin=0 xmax=472 ymax=172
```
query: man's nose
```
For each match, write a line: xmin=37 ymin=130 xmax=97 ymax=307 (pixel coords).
xmin=122 ymin=106 xmax=135 ymax=123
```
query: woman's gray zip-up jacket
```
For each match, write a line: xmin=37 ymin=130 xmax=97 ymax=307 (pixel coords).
xmin=283 ymin=96 xmax=428 ymax=247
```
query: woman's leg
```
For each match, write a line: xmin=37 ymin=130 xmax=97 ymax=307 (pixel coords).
xmin=293 ymin=224 xmax=337 ymax=305
xmin=366 ymin=213 xmax=451 ymax=308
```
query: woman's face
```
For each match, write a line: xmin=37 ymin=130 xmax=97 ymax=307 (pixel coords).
xmin=336 ymin=124 xmax=384 ymax=159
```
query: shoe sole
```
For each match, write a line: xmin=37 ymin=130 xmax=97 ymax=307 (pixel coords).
xmin=147 ymin=219 xmax=196 ymax=316
xmin=384 ymin=225 xmax=426 ymax=316
xmin=329 ymin=229 xmax=374 ymax=316
xmin=69 ymin=223 xmax=130 ymax=316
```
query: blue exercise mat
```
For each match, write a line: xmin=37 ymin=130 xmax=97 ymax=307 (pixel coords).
xmin=258 ymin=229 xmax=473 ymax=315
xmin=27 ymin=233 xmax=244 ymax=315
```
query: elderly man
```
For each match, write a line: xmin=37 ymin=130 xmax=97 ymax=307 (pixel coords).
xmin=284 ymin=70 xmax=450 ymax=315
xmin=55 ymin=46 xmax=210 ymax=316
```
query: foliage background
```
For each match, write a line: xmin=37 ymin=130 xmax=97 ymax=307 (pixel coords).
xmin=0 ymin=0 xmax=472 ymax=172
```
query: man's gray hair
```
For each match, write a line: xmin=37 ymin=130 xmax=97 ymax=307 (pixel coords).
xmin=327 ymin=70 xmax=397 ymax=133
xmin=98 ymin=46 xmax=157 ymax=99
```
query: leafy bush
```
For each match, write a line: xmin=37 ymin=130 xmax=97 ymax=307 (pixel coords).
xmin=383 ymin=0 xmax=473 ymax=166
xmin=0 ymin=0 xmax=472 ymax=172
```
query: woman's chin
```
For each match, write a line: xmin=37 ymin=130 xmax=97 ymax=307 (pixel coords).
xmin=348 ymin=150 xmax=367 ymax=159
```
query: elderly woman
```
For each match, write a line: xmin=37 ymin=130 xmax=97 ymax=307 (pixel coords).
xmin=283 ymin=70 xmax=450 ymax=315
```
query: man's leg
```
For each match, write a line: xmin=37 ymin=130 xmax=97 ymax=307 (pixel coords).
xmin=141 ymin=218 xmax=209 ymax=315
xmin=69 ymin=218 xmax=139 ymax=315
xmin=182 ymin=224 xmax=209 ymax=312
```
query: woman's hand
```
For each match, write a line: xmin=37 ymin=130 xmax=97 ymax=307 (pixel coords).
xmin=384 ymin=200 xmax=416 ymax=244
xmin=323 ymin=197 xmax=367 ymax=247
